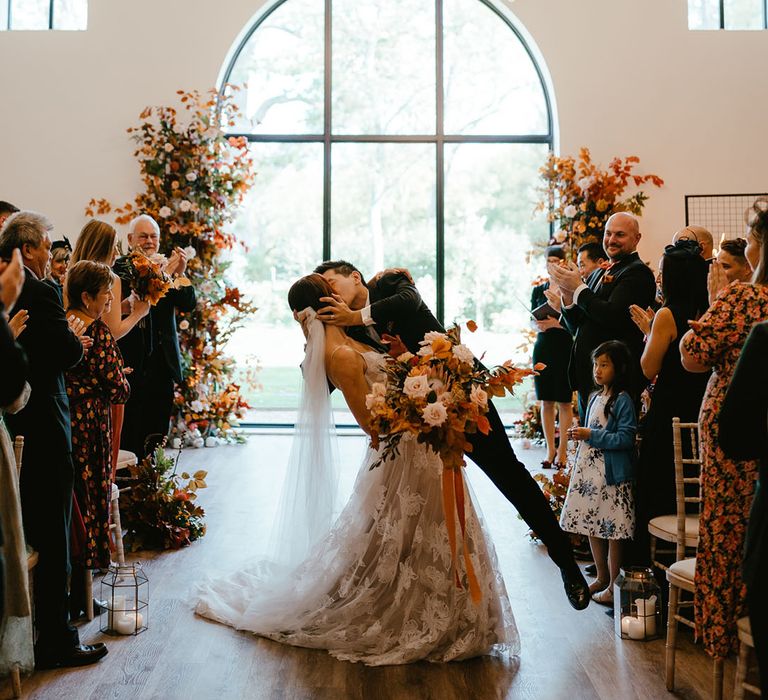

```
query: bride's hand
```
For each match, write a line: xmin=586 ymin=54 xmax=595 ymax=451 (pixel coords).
xmin=370 ymin=433 xmax=380 ymax=450
xmin=317 ymin=294 xmax=363 ymax=326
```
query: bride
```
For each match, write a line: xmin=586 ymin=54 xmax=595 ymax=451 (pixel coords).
xmin=193 ymin=274 xmax=519 ymax=666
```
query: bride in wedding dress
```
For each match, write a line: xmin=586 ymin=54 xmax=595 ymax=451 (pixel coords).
xmin=193 ymin=274 xmax=519 ymax=666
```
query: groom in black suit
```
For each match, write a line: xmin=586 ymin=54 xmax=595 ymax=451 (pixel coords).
xmin=315 ymin=261 xmax=590 ymax=610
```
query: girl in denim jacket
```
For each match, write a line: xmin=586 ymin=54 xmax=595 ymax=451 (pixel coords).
xmin=560 ymin=340 xmax=637 ymax=606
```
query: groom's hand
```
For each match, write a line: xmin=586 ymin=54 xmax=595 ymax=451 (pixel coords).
xmin=318 ymin=294 xmax=363 ymax=326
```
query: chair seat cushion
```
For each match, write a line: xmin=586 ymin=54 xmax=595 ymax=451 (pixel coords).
xmin=666 ymin=557 xmax=696 ymax=590
xmin=648 ymin=514 xmax=699 ymax=544
xmin=116 ymin=449 xmax=138 ymax=468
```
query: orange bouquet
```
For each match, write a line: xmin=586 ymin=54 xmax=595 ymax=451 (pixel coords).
xmin=125 ymin=250 xmax=172 ymax=306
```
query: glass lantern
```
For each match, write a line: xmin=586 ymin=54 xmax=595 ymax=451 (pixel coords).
xmin=613 ymin=566 xmax=661 ymax=641
xmin=99 ymin=562 xmax=149 ymax=636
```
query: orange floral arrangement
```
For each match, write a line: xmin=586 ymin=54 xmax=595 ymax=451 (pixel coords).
xmin=86 ymin=87 xmax=257 ymax=441
xmin=368 ymin=323 xmax=541 ymax=600
xmin=536 ymin=147 xmax=664 ymax=252
xmin=124 ymin=250 xmax=172 ymax=306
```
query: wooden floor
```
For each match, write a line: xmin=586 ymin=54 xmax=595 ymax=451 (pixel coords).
xmin=12 ymin=435 xmax=730 ymax=700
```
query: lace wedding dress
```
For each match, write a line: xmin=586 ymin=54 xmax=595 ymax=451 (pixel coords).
xmin=194 ymin=350 xmax=519 ymax=666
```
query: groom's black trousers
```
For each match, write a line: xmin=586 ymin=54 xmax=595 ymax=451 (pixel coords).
xmin=466 ymin=401 xmax=577 ymax=573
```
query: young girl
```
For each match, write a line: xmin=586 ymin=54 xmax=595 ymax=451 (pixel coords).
xmin=560 ymin=340 xmax=637 ymax=605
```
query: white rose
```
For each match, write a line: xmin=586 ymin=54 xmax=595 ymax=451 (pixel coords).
xmin=420 ymin=331 xmax=447 ymax=345
xmin=183 ymin=245 xmax=196 ymax=259
xmin=186 ymin=171 xmax=198 ymax=182
xmin=438 ymin=391 xmax=453 ymax=405
xmin=470 ymin=385 xmax=488 ymax=408
xmin=158 ymin=206 xmax=172 ymax=218
xmin=577 ymin=176 xmax=594 ymax=191
xmin=422 ymin=401 xmax=448 ymax=427
xmin=397 ymin=352 xmax=414 ymax=363
xmin=403 ymin=375 xmax=430 ymax=399
xmin=179 ymin=200 xmax=192 ymax=212
xmin=179 ymin=319 xmax=190 ymax=330
xmin=417 ymin=345 xmax=433 ymax=357
xmin=553 ymin=230 xmax=567 ymax=243
xmin=163 ymin=143 xmax=174 ymax=153
xmin=452 ymin=343 xmax=474 ymax=364
xmin=190 ymin=400 xmax=204 ymax=413
xmin=563 ymin=204 xmax=578 ymax=218
xmin=365 ymin=382 xmax=387 ymax=409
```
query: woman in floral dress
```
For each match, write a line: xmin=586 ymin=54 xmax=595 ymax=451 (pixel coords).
xmin=65 ymin=262 xmax=130 ymax=613
xmin=680 ymin=200 xmax=768 ymax=660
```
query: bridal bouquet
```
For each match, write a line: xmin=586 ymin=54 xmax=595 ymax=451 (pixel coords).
xmin=122 ymin=249 xmax=192 ymax=306
xmin=368 ymin=323 xmax=541 ymax=471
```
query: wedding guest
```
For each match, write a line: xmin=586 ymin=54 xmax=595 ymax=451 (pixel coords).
xmin=0 ymin=211 xmax=108 ymax=668
xmin=531 ymin=246 xmax=573 ymax=469
xmin=576 ymin=241 xmax=607 ymax=280
xmin=70 ymin=220 xmax=149 ymax=473
xmin=64 ymin=261 xmax=130 ymax=617
xmin=717 ymin=238 xmax=752 ymax=284
xmin=47 ymin=238 xmax=71 ymax=296
xmin=719 ymin=320 xmax=768 ymax=692
xmin=0 ymin=201 xmax=19 ymax=230
xmin=673 ymin=225 xmax=715 ymax=261
xmin=116 ymin=214 xmax=196 ymax=457
xmin=552 ymin=212 xmax=656 ymax=422
xmin=680 ymin=198 xmax=768 ymax=663
xmin=628 ymin=239 xmax=709 ymax=564
xmin=561 ymin=341 xmax=637 ymax=605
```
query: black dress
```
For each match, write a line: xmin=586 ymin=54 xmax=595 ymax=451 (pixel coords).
xmin=531 ymin=283 xmax=573 ymax=403
xmin=635 ymin=306 xmax=709 ymax=523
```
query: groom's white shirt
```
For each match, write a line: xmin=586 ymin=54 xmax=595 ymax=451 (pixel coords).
xmin=360 ymin=291 xmax=375 ymax=327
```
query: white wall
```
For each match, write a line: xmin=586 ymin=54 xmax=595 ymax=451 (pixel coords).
xmin=0 ymin=0 xmax=765 ymax=259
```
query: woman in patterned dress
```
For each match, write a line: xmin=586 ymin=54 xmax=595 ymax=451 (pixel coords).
xmin=65 ymin=262 xmax=130 ymax=613
xmin=680 ymin=200 xmax=768 ymax=660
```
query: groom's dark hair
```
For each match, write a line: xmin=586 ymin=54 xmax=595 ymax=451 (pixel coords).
xmin=314 ymin=259 xmax=367 ymax=285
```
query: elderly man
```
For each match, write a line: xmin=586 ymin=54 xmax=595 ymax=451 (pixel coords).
xmin=673 ymin=225 xmax=714 ymax=261
xmin=116 ymin=214 xmax=196 ymax=457
xmin=0 ymin=211 xmax=108 ymax=668
xmin=550 ymin=212 xmax=656 ymax=422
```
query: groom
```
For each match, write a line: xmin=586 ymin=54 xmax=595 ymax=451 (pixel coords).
xmin=315 ymin=261 xmax=590 ymax=610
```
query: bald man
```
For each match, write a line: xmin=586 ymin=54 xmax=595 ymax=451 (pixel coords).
xmin=549 ymin=212 xmax=657 ymax=421
xmin=673 ymin=225 xmax=714 ymax=261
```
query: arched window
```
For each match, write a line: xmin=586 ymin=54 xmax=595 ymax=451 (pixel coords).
xmin=222 ymin=0 xmax=555 ymax=423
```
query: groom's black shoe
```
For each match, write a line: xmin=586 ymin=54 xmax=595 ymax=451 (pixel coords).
xmin=561 ymin=568 xmax=590 ymax=610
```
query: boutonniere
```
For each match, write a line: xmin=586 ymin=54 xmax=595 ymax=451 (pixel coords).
xmin=601 ymin=261 xmax=616 ymax=284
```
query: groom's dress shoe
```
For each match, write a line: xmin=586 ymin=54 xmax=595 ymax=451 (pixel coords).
xmin=35 ymin=642 xmax=108 ymax=669
xmin=561 ymin=569 xmax=590 ymax=610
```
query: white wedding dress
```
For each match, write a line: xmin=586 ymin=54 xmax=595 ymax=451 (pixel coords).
xmin=194 ymin=349 xmax=519 ymax=666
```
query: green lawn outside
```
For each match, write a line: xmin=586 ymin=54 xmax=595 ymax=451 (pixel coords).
xmin=236 ymin=366 xmax=535 ymax=415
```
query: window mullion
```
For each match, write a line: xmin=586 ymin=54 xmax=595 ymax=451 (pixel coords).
xmin=435 ymin=0 xmax=445 ymax=324
xmin=323 ymin=0 xmax=332 ymax=260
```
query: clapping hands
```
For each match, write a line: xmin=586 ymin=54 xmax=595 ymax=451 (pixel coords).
xmin=547 ymin=260 xmax=582 ymax=293
xmin=67 ymin=314 xmax=94 ymax=351
xmin=707 ymin=261 xmax=729 ymax=304
xmin=629 ymin=304 xmax=655 ymax=336
xmin=8 ymin=309 xmax=28 ymax=338
xmin=165 ymin=247 xmax=188 ymax=277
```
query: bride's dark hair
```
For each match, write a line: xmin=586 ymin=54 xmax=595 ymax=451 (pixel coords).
xmin=288 ymin=273 xmax=334 ymax=312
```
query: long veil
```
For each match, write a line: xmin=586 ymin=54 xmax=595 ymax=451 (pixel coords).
xmin=267 ymin=307 xmax=340 ymax=570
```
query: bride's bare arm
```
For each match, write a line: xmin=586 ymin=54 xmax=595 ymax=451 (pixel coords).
xmin=327 ymin=347 xmax=372 ymax=434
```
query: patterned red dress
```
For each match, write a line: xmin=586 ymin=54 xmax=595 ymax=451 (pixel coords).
xmin=66 ymin=318 xmax=130 ymax=569
xmin=682 ymin=282 xmax=768 ymax=658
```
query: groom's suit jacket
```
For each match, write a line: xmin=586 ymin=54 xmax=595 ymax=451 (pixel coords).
xmin=346 ymin=272 xmax=444 ymax=354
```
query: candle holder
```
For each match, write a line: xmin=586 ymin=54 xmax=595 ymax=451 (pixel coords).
xmin=99 ymin=562 xmax=149 ymax=636
xmin=613 ymin=566 xmax=661 ymax=641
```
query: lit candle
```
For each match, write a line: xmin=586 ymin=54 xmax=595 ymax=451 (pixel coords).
xmin=635 ymin=597 xmax=657 ymax=637
xmin=114 ymin=611 xmax=143 ymax=635
xmin=620 ymin=615 xmax=646 ymax=640
xmin=107 ymin=595 xmax=126 ymax=630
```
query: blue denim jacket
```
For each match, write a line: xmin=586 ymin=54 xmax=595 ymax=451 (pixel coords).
xmin=585 ymin=391 xmax=637 ymax=485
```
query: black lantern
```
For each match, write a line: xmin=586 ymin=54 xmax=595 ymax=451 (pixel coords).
xmin=99 ymin=562 xmax=149 ymax=636
xmin=613 ymin=566 xmax=661 ymax=641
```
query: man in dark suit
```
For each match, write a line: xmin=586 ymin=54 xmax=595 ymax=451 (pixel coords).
xmin=719 ymin=320 xmax=768 ymax=692
xmin=551 ymin=212 xmax=656 ymax=422
xmin=116 ymin=215 xmax=197 ymax=457
xmin=0 ymin=211 xmax=108 ymax=668
xmin=314 ymin=260 xmax=590 ymax=610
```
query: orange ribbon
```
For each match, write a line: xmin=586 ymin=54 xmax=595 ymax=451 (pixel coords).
xmin=441 ymin=466 xmax=482 ymax=604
